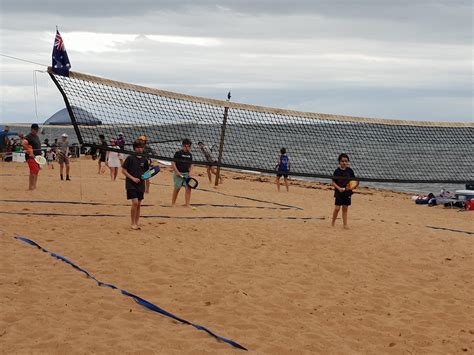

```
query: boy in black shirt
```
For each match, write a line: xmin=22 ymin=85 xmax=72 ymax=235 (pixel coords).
xmin=331 ymin=153 xmax=358 ymax=229
xmin=122 ymin=140 xmax=149 ymax=230
xmin=171 ymin=139 xmax=193 ymax=207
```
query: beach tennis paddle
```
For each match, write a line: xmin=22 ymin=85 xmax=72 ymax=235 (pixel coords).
xmin=348 ymin=180 xmax=358 ymax=190
xmin=184 ymin=176 xmax=199 ymax=189
xmin=141 ymin=165 xmax=160 ymax=180
xmin=34 ymin=155 xmax=47 ymax=169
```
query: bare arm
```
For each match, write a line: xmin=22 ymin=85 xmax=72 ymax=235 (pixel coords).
xmin=332 ymin=180 xmax=344 ymax=192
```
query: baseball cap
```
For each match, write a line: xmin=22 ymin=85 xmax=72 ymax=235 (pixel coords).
xmin=61 ymin=133 xmax=68 ymax=138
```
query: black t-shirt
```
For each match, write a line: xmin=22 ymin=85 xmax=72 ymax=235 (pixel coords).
xmin=332 ymin=168 xmax=355 ymax=195
xmin=174 ymin=150 xmax=192 ymax=173
xmin=98 ymin=141 xmax=107 ymax=160
xmin=122 ymin=155 xmax=149 ymax=192
xmin=25 ymin=133 xmax=42 ymax=159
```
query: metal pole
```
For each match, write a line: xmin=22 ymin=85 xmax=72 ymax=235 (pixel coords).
xmin=214 ymin=106 xmax=229 ymax=186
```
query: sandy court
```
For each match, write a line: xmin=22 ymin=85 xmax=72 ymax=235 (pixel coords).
xmin=0 ymin=158 xmax=473 ymax=354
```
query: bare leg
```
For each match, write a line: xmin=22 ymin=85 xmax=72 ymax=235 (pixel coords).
xmin=184 ymin=186 xmax=191 ymax=207
xmin=131 ymin=199 xmax=139 ymax=229
xmin=172 ymin=188 xmax=180 ymax=206
xmin=145 ymin=179 xmax=150 ymax=193
xmin=212 ymin=167 xmax=223 ymax=183
xmin=207 ymin=167 xmax=212 ymax=183
xmin=331 ymin=206 xmax=341 ymax=227
xmin=60 ymin=163 xmax=64 ymax=178
xmin=135 ymin=201 xmax=141 ymax=226
xmin=28 ymin=175 xmax=35 ymax=190
xmin=342 ymin=206 xmax=349 ymax=229
xmin=66 ymin=163 xmax=70 ymax=179
xmin=284 ymin=177 xmax=289 ymax=192
xmin=276 ymin=176 xmax=281 ymax=191
xmin=113 ymin=168 xmax=118 ymax=181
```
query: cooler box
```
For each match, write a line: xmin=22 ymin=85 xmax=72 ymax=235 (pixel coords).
xmin=465 ymin=200 xmax=474 ymax=211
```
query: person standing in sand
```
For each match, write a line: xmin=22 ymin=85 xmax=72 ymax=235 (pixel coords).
xmin=171 ymin=139 xmax=193 ymax=207
xmin=97 ymin=134 xmax=107 ymax=174
xmin=105 ymin=139 xmax=122 ymax=181
xmin=197 ymin=141 xmax=221 ymax=184
xmin=331 ymin=153 xmax=358 ymax=229
xmin=22 ymin=123 xmax=42 ymax=190
xmin=122 ymin=140 xmax=149 ymax=230
xmin=57 ymin=133 xmax=71 ymax=180
xmin=275 ymin=147 xmax=291 ymax=192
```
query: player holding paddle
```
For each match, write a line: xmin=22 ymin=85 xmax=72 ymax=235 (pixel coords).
xmin=171 ymin=139 xmax=194 ymax=207
xmin=331 ymin=153 xmax=359 ymax=229
xmin=122 ymin=140 xmax=150 ymax=230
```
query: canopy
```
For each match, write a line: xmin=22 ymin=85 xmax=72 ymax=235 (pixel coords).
xmin=44 ymin=106 xmax=102 ymax=125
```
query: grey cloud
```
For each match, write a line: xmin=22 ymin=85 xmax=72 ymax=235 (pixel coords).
xmin=1 ymin=0 xmax=472 ymax=44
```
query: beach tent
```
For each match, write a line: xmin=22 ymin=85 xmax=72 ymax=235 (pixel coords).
xmin=0 ymin=126 xmax=18 ymax=136
xmin=44 ymin=106 xmax=102 ymax=125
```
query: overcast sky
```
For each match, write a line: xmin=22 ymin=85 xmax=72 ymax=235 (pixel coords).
xmin=1 ymin=0 xmax=472 ymax=123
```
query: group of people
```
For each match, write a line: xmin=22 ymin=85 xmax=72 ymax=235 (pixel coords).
xmin=0 ymin=126 xmax=27 ymax=161
xmin=14 ymin=124 xmax=358 ymax=229
xmin=122 ymin=139 xmax=358 ymax=230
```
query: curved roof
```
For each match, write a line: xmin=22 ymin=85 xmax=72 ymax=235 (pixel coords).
xmin=44 ymin=106 xmax=102 ymax=125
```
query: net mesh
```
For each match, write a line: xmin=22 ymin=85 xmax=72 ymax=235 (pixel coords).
xmin=49 ymin=69 xmax=473 ymax=184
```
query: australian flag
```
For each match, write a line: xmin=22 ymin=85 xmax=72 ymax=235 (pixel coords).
xmin=52 ymin=29 xmax=71 ymax=76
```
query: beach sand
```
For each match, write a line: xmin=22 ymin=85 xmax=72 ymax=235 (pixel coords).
xmin=0 ymin=158 xmax=472 ymax=354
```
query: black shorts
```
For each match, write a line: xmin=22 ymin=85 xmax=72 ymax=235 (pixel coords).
xmin=127 ymin=189 xmax=144 ymax=201
xmin=277 ymin=173 xmax=288 ymax=178
xmin=335 ymin=192 xmax=352 ymax=206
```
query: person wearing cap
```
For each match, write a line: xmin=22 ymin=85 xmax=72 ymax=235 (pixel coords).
xmin=105 ymin=138 xmax=122 ymax=181
xmin=116 ymin=133 xmax=125 ymax=151
xmin=22 ymin=123 xmax=42 ymax=190
xmin=57 ymin=133 xmax=71 ymax=180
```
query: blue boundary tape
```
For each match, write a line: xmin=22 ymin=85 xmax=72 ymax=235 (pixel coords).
xmin=13 ymin=235 xmax=248 ymax=351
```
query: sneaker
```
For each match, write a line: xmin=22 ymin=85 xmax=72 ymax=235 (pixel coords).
xmin=66 ymin=176 xmax=70 ymax=181
xmin=60 ymin=175 xmax=64 ymax=180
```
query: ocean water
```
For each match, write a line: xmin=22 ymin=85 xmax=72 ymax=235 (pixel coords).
xmin=7 ymin=124 xmax=469 ymax=195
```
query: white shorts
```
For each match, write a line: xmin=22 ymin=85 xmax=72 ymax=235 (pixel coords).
xmin=108 ymin=158 xmax=120 ymax=168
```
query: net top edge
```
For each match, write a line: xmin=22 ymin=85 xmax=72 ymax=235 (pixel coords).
xmin=49 ymin=68 xmax=473 ymax=128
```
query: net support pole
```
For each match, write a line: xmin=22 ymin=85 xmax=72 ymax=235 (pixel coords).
xmin=214 ymin=106 xmax=229 ymax=186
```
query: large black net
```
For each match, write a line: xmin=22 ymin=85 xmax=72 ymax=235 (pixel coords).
xmin=49 ymin=69 xmax=473 ymax=183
